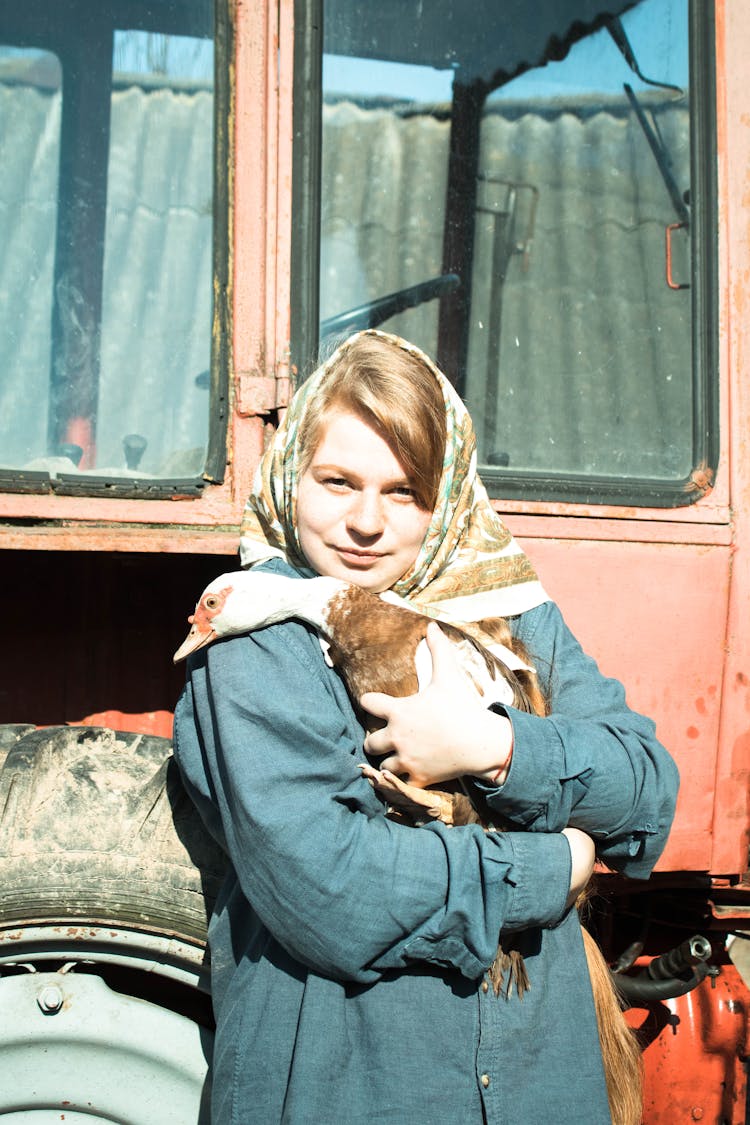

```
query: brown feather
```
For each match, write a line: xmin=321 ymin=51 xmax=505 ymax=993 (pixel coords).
xmin=324 ymin=585 xmax=424 ymax=700
xmin=323 ymin=584 xmax=537 ymax=716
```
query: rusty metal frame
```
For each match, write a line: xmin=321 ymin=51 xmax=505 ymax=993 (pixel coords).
xmin=0 ymin=0 xmax=295 ymax=556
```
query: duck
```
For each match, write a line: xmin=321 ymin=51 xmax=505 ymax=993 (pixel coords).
xmin=174 ymin=569 xmax=536 ymax=825
xmin=173 ymin=569 xmax=534 ymax=714
xmin=174 ymin=567 xmax=642 ymax=1125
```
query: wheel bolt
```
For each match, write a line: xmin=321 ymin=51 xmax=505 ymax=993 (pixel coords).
xmin=37 ymin=984 xmax=64 ymax=1014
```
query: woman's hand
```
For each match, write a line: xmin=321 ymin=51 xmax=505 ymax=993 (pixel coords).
xmin=360 ymin=622 xmax=514 ymax=787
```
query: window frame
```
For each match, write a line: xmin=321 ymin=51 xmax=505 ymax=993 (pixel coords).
xmin=478 ymin=0 xmax=719 ymax=509
xmin=295 ymin=0 xmax=719 ymax=511
xmin=0 ymin=0 xmax=231 ymax=501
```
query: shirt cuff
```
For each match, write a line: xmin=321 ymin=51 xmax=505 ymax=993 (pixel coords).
xmin=497 ymin=830 xmax=572 ymax=933
xmin=475 ymin=706 xmax=564 ymax=826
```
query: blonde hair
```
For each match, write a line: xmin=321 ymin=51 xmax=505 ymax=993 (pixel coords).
xmin=297 ymin=334 xmax=447 ymax=511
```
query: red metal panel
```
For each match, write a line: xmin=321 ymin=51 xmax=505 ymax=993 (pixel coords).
xmin=629 ymin=965 xmax=750 ymax=1123
xmin=75 ymin=710 xmax=175 ymax=738
xmin=711 ymin=0 xmax=750 ymax=876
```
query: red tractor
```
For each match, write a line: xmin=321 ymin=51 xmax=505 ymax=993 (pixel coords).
xmin=0 ymin=0 xmax=748 ymax=1119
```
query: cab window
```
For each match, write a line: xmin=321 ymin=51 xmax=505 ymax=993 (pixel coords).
xmin=0 ymin=0 xmax=226 ymax=496
xmin=303 ymin=0 xmax=716 ymax=506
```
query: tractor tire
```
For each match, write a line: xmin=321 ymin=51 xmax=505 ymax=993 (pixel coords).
xmin=0 ymin=723 xmax=227 ymax=1124
xmin=0 ymin=723 xmax=226 ymax=935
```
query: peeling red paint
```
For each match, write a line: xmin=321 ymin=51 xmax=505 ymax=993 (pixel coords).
xmin=74 ymin=710 xmax=174 ymax=738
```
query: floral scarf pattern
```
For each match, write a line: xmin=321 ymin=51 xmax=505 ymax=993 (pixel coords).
xmin=240 ymin=330 xmax=548 ymax=623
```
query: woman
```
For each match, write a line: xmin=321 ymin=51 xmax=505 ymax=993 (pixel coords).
xmin=173 ymin=329 xmax=679 ymax=1124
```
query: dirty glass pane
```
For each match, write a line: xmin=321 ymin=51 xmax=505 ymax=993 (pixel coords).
xmin=466 ymin=0 xmax=692 ymax=481
xmin=0 ymin=48 xmax=61 ymax=468
xmin=0 ymin=2 xmax=214 ymax=485
xmin=100 ymin=28 xmax=214 ymax=479
xmin=318 ymin=0 xmax=701 ymax=497
xmin=320 ymin=48 xmax=453 ymax=356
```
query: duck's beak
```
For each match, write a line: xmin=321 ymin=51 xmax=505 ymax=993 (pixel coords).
xmin=173 ymin=623 xmax=216 ymax=663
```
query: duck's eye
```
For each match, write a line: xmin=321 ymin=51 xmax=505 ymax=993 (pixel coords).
xmin=204 ymin=595 xmax=219 ymax=610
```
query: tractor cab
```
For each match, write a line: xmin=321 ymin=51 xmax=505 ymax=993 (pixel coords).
xmin=2 ymin=1 xmax=750 ymax=1122
xmin=2 ymin=0 xmax=710 ymax=510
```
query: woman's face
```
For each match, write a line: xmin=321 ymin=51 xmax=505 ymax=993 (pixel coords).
xmin=296 ymin=410 xmax=433 ymax=592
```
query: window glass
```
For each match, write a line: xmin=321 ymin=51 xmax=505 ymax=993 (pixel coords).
xmin=0 ymin=48 xmax=61 ymax=468
xmin=320 ymin=53 xmax=453 ymax=355
xmin=467 ymin=0 xmax=691 ymax=481
xmin=98 ymin=28 xmax=214 ymax=478
xmin=0 ymin=2 xmax=216 ymax=487
xmin=317 ymin=0 xmax=710 ymax=503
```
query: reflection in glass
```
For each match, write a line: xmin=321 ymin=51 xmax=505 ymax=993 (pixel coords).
xmin=320 ymin=54 xmax=453 ymax=356
xmin=319 ymin=0 xmax=697 ymax=490
xmin=0 ymin=8 xmax=214 ymax=484
xmin=467 ymin=0 xmax=691 ymax=480
xmin=96 ymin=29 xmax=214 ymax=478
xmin=0 ymin=48 xmax=61 ymax=469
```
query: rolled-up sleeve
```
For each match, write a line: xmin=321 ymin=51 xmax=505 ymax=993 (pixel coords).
xmin=477 ymin=601 xmax=679 ymax=878
xmin=173 ymin=618 xmax=574 ymax=985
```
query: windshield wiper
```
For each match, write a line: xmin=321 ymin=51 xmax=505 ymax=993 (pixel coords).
xmin=604 ymin=14 xmax=688 ymax=226
xmin=605 ymin=14 xmax=683 ymax=93
xmin=623 ymin=82 xmax=690 ymax=227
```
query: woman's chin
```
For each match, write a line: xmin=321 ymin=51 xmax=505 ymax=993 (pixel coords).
xmin=326 ymin=558 xmax=394 ymax=593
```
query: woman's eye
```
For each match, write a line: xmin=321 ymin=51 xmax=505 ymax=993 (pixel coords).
xmin=323 ymin=476 xmax=350 ymax=490
xmin=390 ymin=485 xmax=417 ymax=500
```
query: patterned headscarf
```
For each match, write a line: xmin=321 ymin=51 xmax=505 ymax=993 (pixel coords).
xmin=240 ymin=330 xmax=548 ymax=624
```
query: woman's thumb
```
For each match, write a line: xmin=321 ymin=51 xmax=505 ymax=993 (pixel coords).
xmin=424 ymin=621 xmax=458 ymax=679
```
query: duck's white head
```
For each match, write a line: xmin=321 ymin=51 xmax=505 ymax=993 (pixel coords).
xmin=173 ymin=570 xmax=347 ymax=662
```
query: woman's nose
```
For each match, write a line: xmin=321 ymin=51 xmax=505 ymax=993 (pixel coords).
xmin=347 ymin=490 xmax=385 ymax=537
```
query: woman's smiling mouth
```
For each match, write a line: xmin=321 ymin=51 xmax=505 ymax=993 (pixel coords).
xmin=335 ymin=546 xmax=385 ymax=565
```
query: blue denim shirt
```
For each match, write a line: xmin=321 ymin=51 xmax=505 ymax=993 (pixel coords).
xmin=173 ymin=562 xmax=678 ymax=1125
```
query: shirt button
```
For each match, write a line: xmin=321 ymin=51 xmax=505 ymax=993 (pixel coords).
xmin=481 ymin=1074 xmax=491 ymax=1088
xmin=481 ymin=980 xmax=489 ymax=994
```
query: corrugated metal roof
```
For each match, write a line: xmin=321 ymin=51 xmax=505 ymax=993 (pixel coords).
xmin=474 ymin=100 xmax=691 ymax=478
xmin=321 ymin=99 xmax=451 ymax=354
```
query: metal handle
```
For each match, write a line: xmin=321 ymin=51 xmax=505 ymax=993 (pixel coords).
xmin=666 ymin=222 xmax=690 ymax=290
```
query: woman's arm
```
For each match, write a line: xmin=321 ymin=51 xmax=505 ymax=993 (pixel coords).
xmin=361 ymin=603 xmax=678 ymax=879
xmin=494 ymin=600 xmax=679 ymax=875
xmin=173 ymin=618 xmax=581 ymax=985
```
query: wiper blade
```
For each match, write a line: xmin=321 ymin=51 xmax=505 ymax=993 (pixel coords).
xmin=624 ymin=82 xmax=690 ymax=227
xmin=606 ymin=14 xmax=682 ymax=93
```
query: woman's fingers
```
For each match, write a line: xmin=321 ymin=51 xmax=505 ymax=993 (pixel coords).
xmin=359 ymin=620 xmax=513 ymax=785
xmin=359 ymin=691 xmax=394 ymax=722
